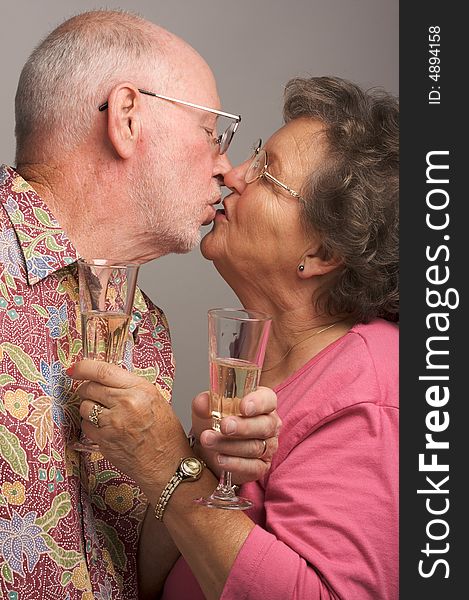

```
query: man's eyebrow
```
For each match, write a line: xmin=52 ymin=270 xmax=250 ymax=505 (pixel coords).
xmin=200 ymin=113 xmax=219 ymax=126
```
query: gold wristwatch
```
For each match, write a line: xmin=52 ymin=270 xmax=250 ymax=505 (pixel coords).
xmin=154 ymin=457 xmax=205 ymax=521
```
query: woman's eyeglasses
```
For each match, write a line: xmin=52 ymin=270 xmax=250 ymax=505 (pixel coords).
xmin=244 ymin=139 xmax=302 ymax=199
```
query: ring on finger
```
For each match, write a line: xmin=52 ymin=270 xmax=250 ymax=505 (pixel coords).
xmin=259 ymin=439 xmax=268 ymax=458
xmin=89 ymin=403 xmax=104 ymax=429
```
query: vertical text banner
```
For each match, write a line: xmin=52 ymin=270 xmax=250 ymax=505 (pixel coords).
xmin=400 ymin=1 xmax=465 ymax=597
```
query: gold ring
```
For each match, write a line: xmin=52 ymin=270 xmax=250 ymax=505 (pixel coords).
xmin=259 ymin=439 xmax=268 ymax=458
xmin=89 ymin=404 xmax=103 ymax=428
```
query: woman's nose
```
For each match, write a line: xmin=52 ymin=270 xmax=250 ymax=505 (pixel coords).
xmin=222 ymin=160 xmax=249 ymax=194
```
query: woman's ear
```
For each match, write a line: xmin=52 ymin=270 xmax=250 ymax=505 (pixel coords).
xmin=297 ymin=250 xmax=342 ymax=279
xmin=105 ymin=83 xmax=142 ymax=159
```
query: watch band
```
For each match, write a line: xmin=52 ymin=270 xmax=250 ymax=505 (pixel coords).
xmin=154 ymin=473 xmax=182 ymax=521
xmin=154 ymin=457 xmax=205 ymax=521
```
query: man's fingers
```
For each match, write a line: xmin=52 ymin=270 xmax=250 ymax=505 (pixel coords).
xmin=68 ymin=359 xmax=140 ymax=388
xmin=218 ymin=412 xmax=281 ymax=439
xmin=192 ymin=387 xmax=278 ymax=421
xmin=200 ymin=429 xmax=277 ymax=460
xmin=191 ymin=387 xmax=280 ymax=483
xmin=239 ymin=386 xmax=277 ymax=417
xmin=191 ymin=391 xmax=211 ymax=419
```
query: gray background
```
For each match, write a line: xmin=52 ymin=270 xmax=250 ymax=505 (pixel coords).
xmin=0 ymin=0 xmax=398 ymax=430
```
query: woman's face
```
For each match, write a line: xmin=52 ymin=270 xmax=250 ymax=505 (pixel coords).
xmin=200 ymin=117 xmax=326 ymax=287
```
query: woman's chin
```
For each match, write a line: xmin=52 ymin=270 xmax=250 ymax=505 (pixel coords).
xmin=200 ymin=230 xmax=218 ymax=261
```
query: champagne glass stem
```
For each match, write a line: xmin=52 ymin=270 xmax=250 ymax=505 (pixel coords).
xmin=213 ymin=470 xmax=235 ymax=499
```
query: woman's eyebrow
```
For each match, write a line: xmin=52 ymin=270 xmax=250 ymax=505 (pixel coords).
xmin=266 ymin=149 xmax=284 ymax=174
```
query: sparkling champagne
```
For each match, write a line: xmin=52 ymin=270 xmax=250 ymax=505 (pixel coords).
xmin=210 ymin=357 xmax=261 ymax=431
xmin=81 ymin=311 xmax=131 ymax=364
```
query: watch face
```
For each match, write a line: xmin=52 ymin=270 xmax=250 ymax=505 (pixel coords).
xmin=181 ymin=457 xmax=203 ymax=478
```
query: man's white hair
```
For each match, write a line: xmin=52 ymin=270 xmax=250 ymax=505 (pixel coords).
xmin=15 ymin=10 xmax=169 ymax=162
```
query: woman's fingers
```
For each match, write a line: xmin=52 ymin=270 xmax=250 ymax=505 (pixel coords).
xmin=74 ymin=364 xmax=282 ymax=487
xmin=75 ymin=379 xmax=125 ymax=408
xmin=68 ymin=359 xmax=141 ymax=389
xmin=79 ymin=399 xmax=109 ymax=428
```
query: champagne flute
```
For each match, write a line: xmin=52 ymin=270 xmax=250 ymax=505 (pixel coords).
xmin=70 ymin=258 xmax=139 ymax=452
xmin=195 ymin=308 xmax=271 ymax=510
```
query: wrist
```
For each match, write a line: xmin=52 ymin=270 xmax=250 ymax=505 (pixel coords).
xmin=153 ymin=456 xmax=207 ymax=521
xmin=138 ymin=440 xmax=194 ymax=505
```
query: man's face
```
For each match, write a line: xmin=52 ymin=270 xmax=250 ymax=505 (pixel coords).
xmin=133 ymin=61 xmax=232 ymax=256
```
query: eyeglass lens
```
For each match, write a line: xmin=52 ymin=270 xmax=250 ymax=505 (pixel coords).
xmin=245 ymin=148 xmax=266 ymax=184
xmin=219 ymin=121 xmax=238 ymax=154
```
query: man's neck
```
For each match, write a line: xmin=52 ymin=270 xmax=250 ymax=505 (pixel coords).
xmin=16 ymin=160 xmax=160 ymax=264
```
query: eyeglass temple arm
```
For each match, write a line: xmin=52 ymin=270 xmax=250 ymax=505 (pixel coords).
xmin=99 ymin=88 xmax=241 ymax=123
xmin=264 ymin=172 xmax=301 ymax=198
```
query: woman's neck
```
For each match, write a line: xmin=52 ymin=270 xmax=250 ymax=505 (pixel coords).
xmin=259 ymin=314 xmax=354 ymax=389
xmin=220 ymin=266 xmax=354 ymax=387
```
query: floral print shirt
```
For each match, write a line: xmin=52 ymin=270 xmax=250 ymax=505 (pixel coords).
xmin=0 ymin=165 xmax=175 ymax=599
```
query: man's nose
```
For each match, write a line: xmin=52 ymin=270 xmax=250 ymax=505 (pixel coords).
xmin=213 ymin=151 xmax=232 ymax=178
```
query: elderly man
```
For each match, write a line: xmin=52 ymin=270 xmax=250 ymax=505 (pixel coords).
xmin=0 ymin=10 xmax=278 ymax=599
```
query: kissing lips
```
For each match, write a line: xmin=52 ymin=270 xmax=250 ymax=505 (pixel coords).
xmin=202 ymin=205 xmax=217 ymax=226
xmin=202 ymin=197 xmax=222 ymax=226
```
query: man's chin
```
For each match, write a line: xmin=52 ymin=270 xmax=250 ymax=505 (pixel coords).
xmin=170 ymin=230 xmax=201 ymax=255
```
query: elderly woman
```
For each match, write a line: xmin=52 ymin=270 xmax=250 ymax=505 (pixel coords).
xmin=70 ymin=76 xmax=399 ymax=599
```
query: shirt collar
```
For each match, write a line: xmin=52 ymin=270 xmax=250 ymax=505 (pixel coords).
xmin=0 ymin=165 xmax=80 ymax=286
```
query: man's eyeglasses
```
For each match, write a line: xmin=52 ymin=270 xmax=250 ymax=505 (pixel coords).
xmin=245 ymin=139 xmax=302 ymax=199
xmin=98 ymin=88 xmax=241 ymax=155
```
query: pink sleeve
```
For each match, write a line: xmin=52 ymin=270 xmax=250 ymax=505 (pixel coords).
xmin=222 ymin=403 xmax=399 ymax=600
xmin=221 ymin=524 xmax=335 ymax=600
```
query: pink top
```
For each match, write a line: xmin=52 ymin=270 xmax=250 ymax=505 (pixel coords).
xmin=162 ymin=320 xmax=399 ymax=599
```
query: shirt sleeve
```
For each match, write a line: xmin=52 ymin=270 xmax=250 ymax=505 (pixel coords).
xmin=221 ymin=403 xmax=399 ymax=600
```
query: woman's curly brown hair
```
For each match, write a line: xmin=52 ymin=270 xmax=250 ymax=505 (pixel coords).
xmin=284 ymin=76 xmax=399 ymax=323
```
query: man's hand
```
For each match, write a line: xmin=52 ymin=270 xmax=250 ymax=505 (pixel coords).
xmin=191 ymin=387 xmax=281 ymax=484
xmin=69 ymin=360 xmax=281 ymax=491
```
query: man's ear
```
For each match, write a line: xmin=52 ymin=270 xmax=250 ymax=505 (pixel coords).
xmin=105 ymin=83 xmax=142 ymax=159
xmin=298 ymin=250 xmax=342 ymax=279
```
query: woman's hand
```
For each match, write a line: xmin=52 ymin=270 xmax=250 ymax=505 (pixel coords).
xmin=71 ymin=360 xmax=187 ymax=495
xmin=191 ymin=388 xmax=281 ymax=484
xmin=69 ymin=360 xmax=281 ymax=489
